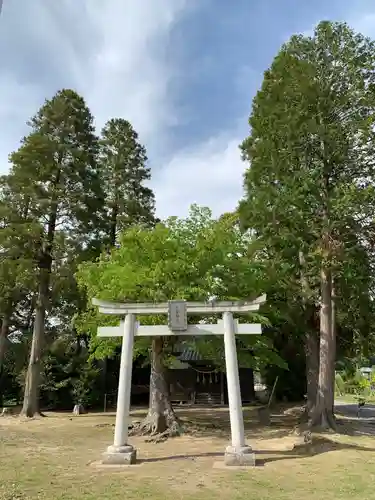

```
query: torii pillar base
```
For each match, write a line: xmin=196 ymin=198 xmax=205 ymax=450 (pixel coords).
xmin=224 ymin=445 xmax=255 ymax=467
xmin=102 ymin=444 xmax=137 ymax=465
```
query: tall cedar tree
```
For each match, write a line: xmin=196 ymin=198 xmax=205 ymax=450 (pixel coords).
xmin=239 ymin=21 xmax=375 ymax=429
xmin=9 ymin=89 xmax=103 ymax=417
xmin=99 ymin=118 xmax=156 ymax=246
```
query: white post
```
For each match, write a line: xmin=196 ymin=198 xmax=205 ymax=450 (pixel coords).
xmin=223 ymin=311 xmax=255 ymax=466
xmin=103 ymin=313 xmax=137 ymax=464
xmin=223 ymin=311 xmax=245 ymax=447
xmin=113 ymin=314 xmax=135 ymax=446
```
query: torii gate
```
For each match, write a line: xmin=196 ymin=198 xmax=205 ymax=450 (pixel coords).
xmin=92 ymin=295 xmax=266 ymax=467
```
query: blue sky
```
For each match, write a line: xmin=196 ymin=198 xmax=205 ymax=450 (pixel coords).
xmin=1 ymin=0 xmax=375 ymax=219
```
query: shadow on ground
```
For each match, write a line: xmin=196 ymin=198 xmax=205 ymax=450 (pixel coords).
xmin=177 ymin=404 xmax=375 ymax=442
xmin=334 ymin=403 xmax=375 ymax=436
xmin=256 ymin=436 xmax=375 ymax=466
xmin=139 ymin=451 xmax=223 ymax=463
xmin=136 ymin=436 xmax=375 ymax=466
xmin=175 ymin=406 xmax=297 ymax=439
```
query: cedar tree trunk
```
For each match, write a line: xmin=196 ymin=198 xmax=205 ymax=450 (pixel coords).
xmin=0 ymin=314 xmax=10 ymax=373
xmin=331 ymin=279 xmax=336 ymax=399
xmin=305 ymin=327 xmax=319 ymax=420
xmin=0 ymin=314 xmax=10 ymax=408
xmin=299 ymin=250 xmax=319 ymax=420
xmin=311 ymin=266 xmax=336 ymax=429
xmin=21 ymin=267 xmax=49 ymax=417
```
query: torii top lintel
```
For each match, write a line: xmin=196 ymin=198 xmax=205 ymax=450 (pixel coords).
xmin=91 ymin=294 xmax=267 ymax=316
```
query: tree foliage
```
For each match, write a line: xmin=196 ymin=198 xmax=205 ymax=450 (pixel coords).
xmin=99 ymin=118 xmax=156 ymax=246
xmin=77 ymin=205 xmax=282 ymax=369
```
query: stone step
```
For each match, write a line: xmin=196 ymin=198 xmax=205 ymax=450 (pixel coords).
xmin=194 ymin=392 xmax=222 ymax=405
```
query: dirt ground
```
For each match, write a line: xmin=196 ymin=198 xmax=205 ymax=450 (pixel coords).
xmin=1 ymin=406 xmax=375 ymax=500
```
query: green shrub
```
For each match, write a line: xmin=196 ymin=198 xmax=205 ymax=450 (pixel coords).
xmin=335 ymin=368 xmax=375 ymax=402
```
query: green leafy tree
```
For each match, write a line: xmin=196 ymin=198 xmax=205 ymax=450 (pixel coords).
xmin=239 ymin=21 xmax=375 ymax=429
xmin=77 ymin=205 xmax=276 ymax=438
xmin=8 ymin=89 xmax=104 ymax=417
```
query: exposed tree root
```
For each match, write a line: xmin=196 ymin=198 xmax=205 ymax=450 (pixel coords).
xmin=144 ymin=426 xmax=181 ymax=444
xmin=292 ymin=405 xmax=337 ymax=435
xmin=129 ymin=412 xmax=183 ymax=443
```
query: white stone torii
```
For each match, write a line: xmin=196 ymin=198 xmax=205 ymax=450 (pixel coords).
xmin=92 ymin=295 xmax=266 ymax=467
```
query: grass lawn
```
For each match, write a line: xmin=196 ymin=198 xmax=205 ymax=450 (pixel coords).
xmin=1 ymin=406 xmax=375 ymax=500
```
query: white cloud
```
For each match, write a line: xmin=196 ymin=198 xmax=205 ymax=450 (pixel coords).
xmin=0 ymin=0 xmax=250 ymax=220
xmin=82 ymin=0 xmax=192 ymax=150
xmin=151 ymin=134 xmax=245 ymax=220
xmin=0 ymin=0 xmax=190 ymax=153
